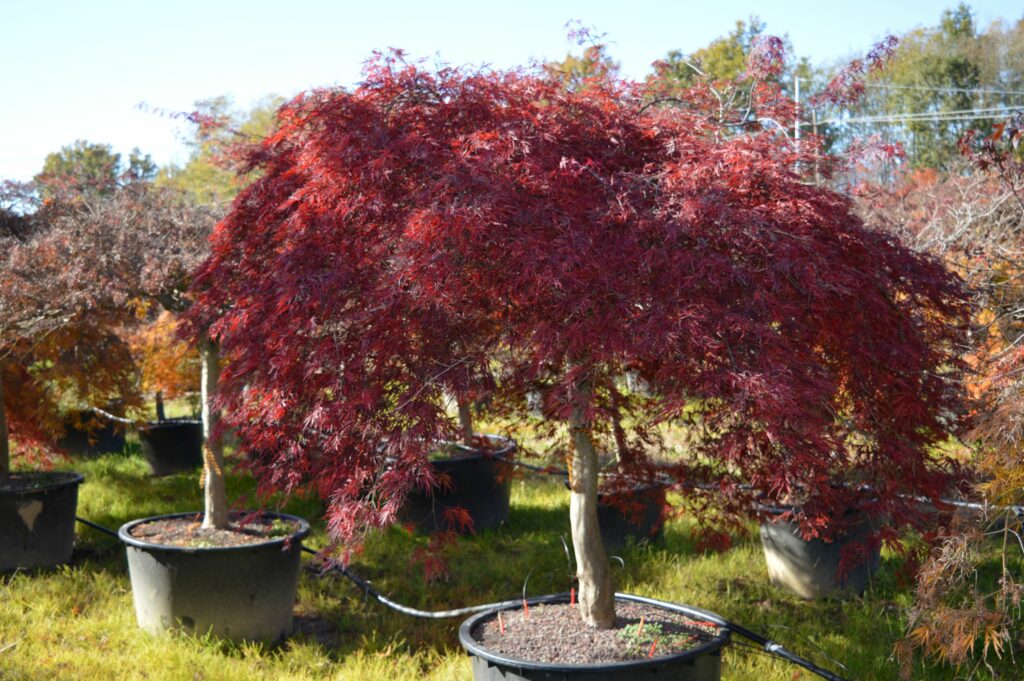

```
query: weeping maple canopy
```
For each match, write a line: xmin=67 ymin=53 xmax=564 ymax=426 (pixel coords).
xmin=188 ymin=53 xmax=971 ymax=547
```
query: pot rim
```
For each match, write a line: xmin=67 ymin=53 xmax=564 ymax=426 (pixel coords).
xmin=139 ymin=418 xmax=203 ymax=431
xmin=0 ymin=471 xmax=85 ymax=497
xmin=439 ymin=433 xmax=517 ymax=461
xmin=118 ymin=510 xmax=310 ymax=553
xmin=458 ymin=592 xmax=730 ymax=672
xmin=754 ymin=501 xmax=879 ymax=518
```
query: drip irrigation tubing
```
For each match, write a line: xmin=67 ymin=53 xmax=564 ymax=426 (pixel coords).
xmin=497 ymin=453 xmax=1024 ymax=519
xmin=75 ymin=515 xmax=848 ymax=680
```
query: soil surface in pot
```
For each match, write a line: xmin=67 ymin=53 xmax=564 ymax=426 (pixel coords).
xmin=0 ymin=472 xmax=81 ymax=493
xmin=471 ymin=601 xmax=718 ymax=664
xmin=128 ymin=514 xmax=301 ymax=548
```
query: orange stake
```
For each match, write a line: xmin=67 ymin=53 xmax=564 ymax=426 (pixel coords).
xmin=498 ymin=611 xmax=505 ymax=634
xmin=647 ymin=637 xmax=659 ymax=658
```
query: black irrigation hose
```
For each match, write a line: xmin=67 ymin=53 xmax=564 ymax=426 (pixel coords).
xmin=900 ymin=494 xmax=1024 ymax=518
xmin=623 ymin=594 xmax=848 ymax=681
xmin=76 ymin=515 xmax=120 ymax=539
xmin=301 ymin=545 xmax=529 ymax=618
xmin=302 ymin=549 xmax=849 ymax=680
xmin=503 ymin=458 xmax=569 ymax=477
xmin=299 ymin=551 xmax=851 ymax=681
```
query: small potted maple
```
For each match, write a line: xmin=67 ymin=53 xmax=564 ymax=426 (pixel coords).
xmin=49 ymin=180 xmax=311 ymax=642
xmin=186 ymin=40 xmax=970 ymax=676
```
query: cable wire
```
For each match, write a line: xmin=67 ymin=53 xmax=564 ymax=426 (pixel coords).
xmin=864 ymin=83 xmax=1024 ymax=97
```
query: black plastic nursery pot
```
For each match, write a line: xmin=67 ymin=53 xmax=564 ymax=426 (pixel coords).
xmin=597 ymin=484 xmax=666 ymax=551
xmin=399 ymin=435 xmax=516 ymax=534
xmin=0 ymin=471 xmax=84 ymax=572
xmin=118 ymin=511 xmax=310 ymax=643
xmin=459 ymin=593 xmax=730 ymax=681
xmin=759 ymin=505 xmax=881 ymax=599
xmin=58 ymin=410 xmax=126 ymax=457
xmin=137 ymin=418 xmax=203 ymax=476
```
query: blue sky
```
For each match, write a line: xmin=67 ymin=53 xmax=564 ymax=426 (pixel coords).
xmin=2 ymin=0 xmax=1021 ymax=182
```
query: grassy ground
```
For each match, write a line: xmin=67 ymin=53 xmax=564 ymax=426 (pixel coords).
xmin=0 ymin=444 xmax=1012 ymax=681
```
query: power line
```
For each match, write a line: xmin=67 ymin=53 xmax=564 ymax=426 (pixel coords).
xmin=835 ymin=106 xmax=1016 ymax=121
xmin=823 ymin=106 xmax=1021 ymax=126
xmin=834 ymin=113 xmax=1015 ymax=126
xmin=864 ymin=83 xmax=1024 ymax=97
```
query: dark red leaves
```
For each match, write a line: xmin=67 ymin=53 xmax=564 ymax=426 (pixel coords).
xmin=187 ymin=51 xmax=971 ymax=549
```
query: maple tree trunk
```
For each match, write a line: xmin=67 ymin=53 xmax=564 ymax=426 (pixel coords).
xmin=0 ymin=368 xmax=9 ymax=479
xmin=200 ymin=338 xmax=228 ymax=530
xmin=457 ymin=397 xmax=474 ymax=447
xmin=569 ymin=378 xmax=615 ymax=628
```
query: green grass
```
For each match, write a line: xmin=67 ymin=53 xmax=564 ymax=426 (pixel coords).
xmin=0 ymin=447 xmax=1013 ymax=681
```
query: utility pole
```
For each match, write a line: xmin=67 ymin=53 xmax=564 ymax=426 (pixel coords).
xmin=794 ymin=74 xmax=801 ymax=176
xmin=812 ymin=108 xmax=821 ymax=185
xmin=794 ymin=74 xmax=801 ymax=143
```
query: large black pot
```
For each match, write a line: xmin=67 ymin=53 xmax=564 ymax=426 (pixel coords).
xmin=597 ymin=484 xmax=666 ymax=551
xmin=0 ymin=471 xmax=84 ymax=572
xmin=399 ymin=435 xmax=516 ymax=534
xmin=118 ymin=511 xmax=310 ymax=642
xmin=759 ymin=504 xmax=881 ymax=599
xmin=59 ymin=410 xmax=126 ymax=457
xmin=138 ymin=419 xmax=203 ymax=476
xmin=459 ymin=593 xmax=729 ymax=680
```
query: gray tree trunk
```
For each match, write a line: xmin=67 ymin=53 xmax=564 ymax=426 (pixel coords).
xmin=0 ymin=368 xmax=9 ymax=479
xmin=200 ymin=338 xmax=228 ymax=530
xmin=458 ymin=398 xmax=474 ymax=448
xmin=568 ymin=378 xmax=615 ymax=627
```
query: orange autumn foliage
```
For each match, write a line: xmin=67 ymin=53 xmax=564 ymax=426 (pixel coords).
xmin=128 ymin=310 xmax=199 ymax=401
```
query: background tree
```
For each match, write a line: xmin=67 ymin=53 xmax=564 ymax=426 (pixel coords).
xmin=156 ymin=95 xmax=285 ymax=207
xmin=187 ymin=44 xmax=971 ymax=629
xmin=652 ymin=17 xmax=770 ymax=88
xmin=834 ymin=4 xmax=1024 ymax=170
xmin=128 ymin=310 xmax=202 ymax=418
xmin=35 ymin=140 xmax=155 ymax=200
xmin=864 ymin=117 xmax=1024 ymax=676
xmin=545 ymin=23 xmax=621 ymax=92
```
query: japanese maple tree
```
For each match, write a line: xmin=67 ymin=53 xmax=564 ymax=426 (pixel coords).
xmin=43 ymin=183 xmax=224 ymax=524
xmin=0 ymin=183 xmax=138 ymax=478
xmin=188 ymin=45 xmax=971 ymax=627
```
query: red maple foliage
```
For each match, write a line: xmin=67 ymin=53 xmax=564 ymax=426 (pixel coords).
xmin=187 ymin=49 xmax=972 ymax=608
